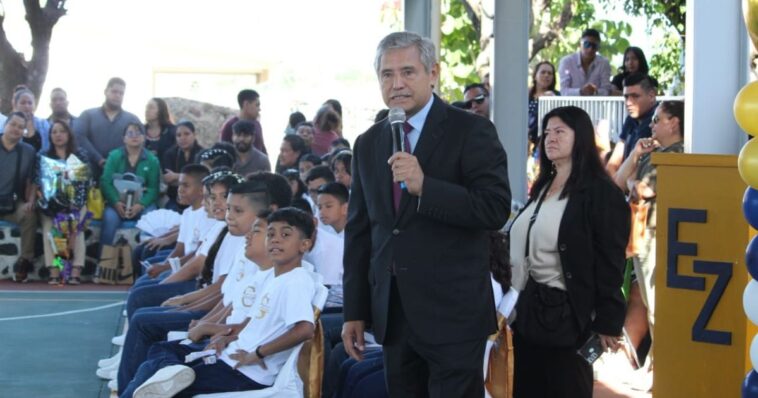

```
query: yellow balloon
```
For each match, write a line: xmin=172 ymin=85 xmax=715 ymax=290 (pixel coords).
xmin=739 ymin=139 xmax=758 ymax=188
xmin=734 ymin=81 xmax=758 ymax=136
xmin=744 ymin=0 xmax=758 ymax=52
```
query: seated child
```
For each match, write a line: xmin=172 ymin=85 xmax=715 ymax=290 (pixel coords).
xmin=122 ymin=208 xmax=318 ymax=398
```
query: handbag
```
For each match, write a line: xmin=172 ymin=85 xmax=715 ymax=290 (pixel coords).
xmin=485 ymin=315 xmax=514 ymax=398
xmin=0 ymin=145 xmax=22 ymax=215
xmin=512 ymin=179 xmax=580 ymax=348
xmin=94 ymin=238 xmax=134 ymax=285
xmin=87 ymin=186 xmax=104 ymax=220
xmin=625 ymin=200 xmax=650 ymax=257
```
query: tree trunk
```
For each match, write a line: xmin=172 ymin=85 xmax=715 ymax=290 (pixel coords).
xmin=0 ymin=0 xmax=66 ymax=115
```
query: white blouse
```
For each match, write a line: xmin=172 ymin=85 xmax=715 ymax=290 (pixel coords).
xmin=509 ymin=191 xmax=569 ymax=291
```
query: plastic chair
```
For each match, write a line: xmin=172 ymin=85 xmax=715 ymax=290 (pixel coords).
xmin=194 ymin=273 xmax=329 ymax=398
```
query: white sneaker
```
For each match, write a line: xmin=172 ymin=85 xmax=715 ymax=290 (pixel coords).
xmin=122 ymin=309 xmax=127 ymax=317
xmin=98 ymin=349 xmax=122 ymax=368
xmin=112 ymin=333 xmax=126 ymax=346
xmin=133 ymin=365 xmax=195 ymax=398
xmin=108 ymin=378 xmax=118 ymax=391
xmin=96 ymin=367 xmax=117 ymax=380
xmin=99 ymin=359 xmax=119 ymax=373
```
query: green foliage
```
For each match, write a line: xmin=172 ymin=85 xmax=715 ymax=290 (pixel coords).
xmin=439 ymin=0 xmax=481 ymax=102
xmin=648 ymin=31 xmax=684 ymax=94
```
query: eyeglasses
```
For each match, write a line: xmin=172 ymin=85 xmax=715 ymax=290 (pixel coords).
xmin=652 ymin=115 xmax=668 ymax=124
xmin=464 ymin=95 xmax=487 ymax=109
xmin=582 ymin=41 xmax=599 ymax=50
xmin=125 ymin=130 xmax=144 ymax=138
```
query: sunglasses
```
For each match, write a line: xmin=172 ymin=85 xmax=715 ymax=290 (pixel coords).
xmin=464 ymin=95 xmax=487 ymax=109
xmin=582 ymin=41 xmax=599 ymax=50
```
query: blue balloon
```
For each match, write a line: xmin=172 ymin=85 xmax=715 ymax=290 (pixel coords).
xmin=744 ymin=188 xmax=758 ymax=230
xmin=748 ymin=236 xmax=758 ymax=281
xmin=744 ymin=370 xmax=758 ymax=397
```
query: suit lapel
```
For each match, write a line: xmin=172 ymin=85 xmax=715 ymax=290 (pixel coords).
xmin=395 ymin=96 xmax=448 ymax=224
xmin=375 ymin=120 xmax=396 ymax=219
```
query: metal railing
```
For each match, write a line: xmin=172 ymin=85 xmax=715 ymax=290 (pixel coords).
xmin=537 ymin=96 xmax=685 ymax=144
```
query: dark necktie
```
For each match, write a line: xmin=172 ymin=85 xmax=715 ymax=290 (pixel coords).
xmin=392 ymin=122 xmax=413 ymax=212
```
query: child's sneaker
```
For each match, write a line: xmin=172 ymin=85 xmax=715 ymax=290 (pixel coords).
xmin=133 ymin=364 xmax=195 ymax=398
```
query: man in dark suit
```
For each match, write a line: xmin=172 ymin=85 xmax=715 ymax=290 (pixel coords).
xmin=342 ymin=31 xmax=512 ymax=397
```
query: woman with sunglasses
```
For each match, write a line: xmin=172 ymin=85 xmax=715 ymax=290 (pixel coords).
xmin=100 ymin=123 xmax=161 ymax=248
xmin=610 ymin=47 xmax=660 ymax=95
xmin=528 ymin=61 xmax=560 ymax=147
xmin=613 ymin=100 xmax=684 ymax=389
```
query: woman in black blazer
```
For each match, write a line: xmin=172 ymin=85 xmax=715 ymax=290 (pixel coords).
xmin=509 ymin=106 xmax=630 ymax=398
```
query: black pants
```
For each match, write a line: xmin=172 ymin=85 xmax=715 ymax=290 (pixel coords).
xmin=383 ymin=279 xmax=486 ymax=398
xmin=512 ymin=332 xmax=593 ymax=398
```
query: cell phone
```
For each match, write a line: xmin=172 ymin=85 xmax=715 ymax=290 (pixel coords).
xmin=577 ymin=334 xmax=604 ymax=365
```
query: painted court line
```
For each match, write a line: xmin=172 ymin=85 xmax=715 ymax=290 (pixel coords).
xmin=0 ymin=301 xmax=125 ymax=322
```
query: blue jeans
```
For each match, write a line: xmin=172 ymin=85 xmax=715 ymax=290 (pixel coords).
xmin=133 ymin=243 xmax=174 ymax=278
xmin=342 ymin=351 xmax=386 ymax=398
xmin=321 ymin=312 xmax=344 ymax=371
xmin=125 ymin=279 xmax=196 ymax=320
xmin=335 ymin=349 xmax=383 ymax=398
xmin=101 ymin=204 xmax=156 ymax=246
xmin=117 ymin=306 xmax=207 ymax=396
xmin=120 ymin=340 xmax=267 ymax=398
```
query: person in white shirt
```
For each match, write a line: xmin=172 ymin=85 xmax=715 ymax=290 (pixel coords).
xmin=125 ymin=208 xmax=318 ymax=398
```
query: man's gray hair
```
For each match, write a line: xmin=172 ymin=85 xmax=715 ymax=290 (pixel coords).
xmin=374 ymin=31 xmax=437 ymax=75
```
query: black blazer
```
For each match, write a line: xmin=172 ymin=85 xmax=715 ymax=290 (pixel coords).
xmin=343 ymin=96 xmax=512 ymax=345
xmin=520 ymin=174 xmax=630 ymax=336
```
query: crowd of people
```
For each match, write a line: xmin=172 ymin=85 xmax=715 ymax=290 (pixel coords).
xmin=0 ymin=26 xmax=683 ymax=398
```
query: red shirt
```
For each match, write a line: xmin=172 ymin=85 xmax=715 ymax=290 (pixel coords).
xmin=218 ymin=116 xmax=267 ymax=155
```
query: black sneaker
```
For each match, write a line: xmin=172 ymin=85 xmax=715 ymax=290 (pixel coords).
xmin=13 ymin=258 xmax=33 ymax=283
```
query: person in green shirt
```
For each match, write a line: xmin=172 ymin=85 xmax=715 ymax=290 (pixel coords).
xmin=100 ymin=123 xmax=160 ymax=246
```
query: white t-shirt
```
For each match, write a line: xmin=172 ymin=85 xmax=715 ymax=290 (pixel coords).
xmin=196 ymin=221 xmax=226 ymax=257
xmin=177 ymin=206 xmax=213 ymax=254
xmin=226 ymin=265 xmax=275 ymax=325
xmin=304 ymin=227 xmax=344 ymax=287
xmin=220 ymin=267 xmax=316 ymax=386
xmin=212 ymin=233 xmax=245 ymax=283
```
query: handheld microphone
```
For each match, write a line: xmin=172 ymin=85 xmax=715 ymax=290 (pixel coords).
xmin=388 ymin=107 xmax=407 ymax=190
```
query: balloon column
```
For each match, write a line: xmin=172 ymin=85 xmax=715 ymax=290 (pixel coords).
xmin=739 ymin=2 xmax=758 ymax=396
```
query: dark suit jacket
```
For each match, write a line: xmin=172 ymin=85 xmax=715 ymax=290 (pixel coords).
xmin=520 ymin=174 xmax=630 ymax=337
xmin=343 ymin=96 xmax=512 ymax=345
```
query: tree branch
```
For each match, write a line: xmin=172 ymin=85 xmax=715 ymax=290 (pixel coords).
xmin=530 ymin=0 xmax=573 ymax=60
xmin=460 ymin=0 xmax=481 ymax=42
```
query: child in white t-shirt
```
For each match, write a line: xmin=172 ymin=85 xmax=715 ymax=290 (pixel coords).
xmin=125 ymin=208 xmax=318 ymax=398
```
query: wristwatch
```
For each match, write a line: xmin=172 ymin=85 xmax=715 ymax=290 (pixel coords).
xmin=255 ymin=346 xmax=266 ymax=359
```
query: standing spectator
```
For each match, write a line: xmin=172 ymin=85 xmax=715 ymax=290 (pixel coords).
xmin=275 ymin=134 xmax=306 ymax=174
xmin=509 ymin=106 xmax=629 ymax=398
xmin=606 ymin=73 xmax=658 ymax=174
xmin=284 ymin=111 xmax=306 ymax=135
xmin=311 ymin=106 xmax=341 ymax=157
xmin=218 ymin=89 xmax=267 ymax=155
xmin=613 ymin=100 xmax=685 ymax=391
xmin=342 ymin=31 xmax=511 ymax=397
xmin=162 ymin=121 xmax=204 ymax=211
xmin=37 ymin=120 xmax=92 ymax=285
xmin=611 ymin=47 xmax=659 ymax=94
xmin=232 ymin=120 xmax=271 ymax=176
xmin=558 ymin=28 xmax=613 ymax=96
xmin=296 ymin=121 xmax=315 ymax=152
xmin=100 ymin=123 xmax=160 ymax=247
xmin=47 ymin=88 xmax=76 ymax=128
xmin=528 ymin=61 xmax=560 ymax=146
xmin=13 ymin=87 xmax=51 ymax=152
xmin=463 ymin=83 xmax=491 ymax=119
xmin=0 ymin=112 xmax=38 ymax=282
xmin=143 ymin=98 xmax=176 ymax=166
xmin=74 ymin=77 xmax=141 ymax=174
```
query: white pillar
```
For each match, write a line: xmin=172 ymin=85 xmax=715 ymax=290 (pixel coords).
xmin=404 ymin=0 xmax=432 ymax=37
xmin=493 ymin=0 xmax=529 ymax=204
xmin=685 ymin=0 xmax=750 ymax=154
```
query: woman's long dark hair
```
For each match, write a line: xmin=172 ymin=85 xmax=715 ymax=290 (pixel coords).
xmin=46 ymin=119 xmax=78 ymax=158
xmin=620 ymin=47 xmax=650 ymax=75
xmin=528 ymin=61 xmax=557 ymax=100
xmin=489 ymin=231 xmax=511 ymax=292
xmin=199 ymin=226 xmax=229 ymax=287
xmin=150 ymin=98 xmax=173 ymax=129
xmin=530 ymin=106 xmax=609 ymax=201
